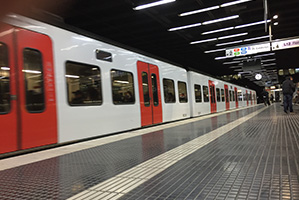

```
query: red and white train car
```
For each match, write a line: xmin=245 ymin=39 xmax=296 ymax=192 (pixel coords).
xmin=0 ymin=14 xmax=256 ymax=155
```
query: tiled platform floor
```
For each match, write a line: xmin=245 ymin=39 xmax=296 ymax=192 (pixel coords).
xmin=0 ymin=104 xmax=299 ymax=200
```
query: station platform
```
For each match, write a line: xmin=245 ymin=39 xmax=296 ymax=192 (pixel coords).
xmin=0 ymin=104 xmax=299 ymax=200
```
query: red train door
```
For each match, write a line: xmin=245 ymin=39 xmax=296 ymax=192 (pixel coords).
xmin=224 ymin=84 xmax=230 ymax=110
xmin=234 ymin=87 xmax=238 ymax=108
xmin=137 ymin=61 xmax=162 ymax=126
xmin=0 ymin=25 xmax=57 ymax=154
xmin=0 ymin=24 xmax=18 ymax=153
xmin=209 ymin=80 xmax=217 ymax=113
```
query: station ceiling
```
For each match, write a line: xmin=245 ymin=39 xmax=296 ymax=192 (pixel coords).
xmin=12 ymin=0 xmax=299 ymax=88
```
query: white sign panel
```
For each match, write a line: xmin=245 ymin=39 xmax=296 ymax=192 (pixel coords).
xmin=272 ymin=38 xmax=299 ymax=51
xmin=226 ymin=43 xmax=271 ymax=57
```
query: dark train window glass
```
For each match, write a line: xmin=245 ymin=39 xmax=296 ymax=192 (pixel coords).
xmin=142 ymin=72 xmax=150 ymax=107
xmin=232 ymin=91 xmax=235 ymax=101
xmin=151 ymin=74 xmax=159 ymax=106
xmin=216 ymin=88 xmax=220 ymax=102
xmin=244 ymin=93 xmax=247 ymax=101
xmin=225 ymin=88 xmax=229 ymax=103
xmin=111 ymin=69 xmax=135 ymax=104
xmin=163 ymin=78 xmax=175 ymax=103
xmin=229 ymin=90 xmax=233 ymax=101
xmin=203 ymin=86 xmax=209 ymax=102
xmin=0 ymin=43 xmax=10 ymax=114
xmin=23 ymin=48 xmax=45 ymax=112
xmin=238 ymin=92 xmax=242 ymax=101
xmin=209 ymin=85 xmax=216 ymax=103
xmin=96 ymin=49 xmax=112 ymax=62
xmin=66 ymin=61 xmax=102 ymax=106
xmin=194 ymin=84 xmax=202 ymax=103
xmin=178 ymin=81 xmax=188 ymax=103
xmin=221 ymin=89 xmax=225 ymax=102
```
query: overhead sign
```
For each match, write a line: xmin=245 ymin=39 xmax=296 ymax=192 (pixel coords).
xmin=226 ymin=43 xmax=271 ymax=57
xmin=272 ymin=38 xmax=299 ymax=51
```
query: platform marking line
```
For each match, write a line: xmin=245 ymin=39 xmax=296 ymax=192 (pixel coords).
xmin=67 ymin=106 xmax=267 ymax=200
xmin=0 ymin=105 xmax=260 ymax=171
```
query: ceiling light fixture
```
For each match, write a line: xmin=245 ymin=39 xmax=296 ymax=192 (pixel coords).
xmin=202 ymin=27 xmax=234 ymax=35
xmin=216 ymin=40 xmax=243 ymax=46
xmin=261 ymin=59 xmax=276 ymax=63
xmin=273 ymin=15 xmax=278 ymax=19
xmin=254 ymin=53 xmax=275 ymax=58
xmin=179 ymin=6 xmax=220 ymax=17
xmin=262 ymin=63 xmax=276 ymax=67
xmin=168 ymin=22 xmax=202 ymax=31
xmin=215 ymin=56 xmax=229 ymax=60
xmin=223 ymin=61 xmax=241 ymax=65
xmin=274 ymin=22 xmax=279 ymax=26
xmin=202 ymin=15 xmax=239 ymax=25
xmin=220 ymin=0 xmax=252 ymax=7
xmin=190 ymin=38 xmax=217 ymax=44
xmin=133 ymin=0 xmax=176 ymax=10
xmin=235 ymin=20 xmax=271 ymax=29
xmin=218 ymin=32 xmax=248 ymax=40
xmin=204 ymin=48 xmax=226 ymax=53
xmin=243 ymin=35 xmax=270 ymax=42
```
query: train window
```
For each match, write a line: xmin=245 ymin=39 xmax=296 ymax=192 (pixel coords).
xmin=111 ymin=69 xmax=135 ymax=104
xmin=225 ymin=88 xmax=229 ymax=103
xmin=0 ymin=43 xmax=10 ymax=114
xmin=221 ymin=89 xmax=225 ymax=102
xmin=194 ymin=84 xmax=202 ymax=103
xmin=238 ymin=92 xmax=242 ymax=101
xmin=232 ymin=91 xmax=235 ymax=101
xmin=151 ymin=74 xmax=159 ymax=106
xmin=142 ymin=72 xmax=150 ymax=107
xmin=203 ymin=86 xmax=209 ymax=102
xmin=178 ymin=81 xmax=188 ymax=103
xmin=163 ymin=79 xmax=175 ymax=103
xmin=66 ymin=61 xmax=102 ymax=106
xmin=96 ymin=49 xmax=112 ymax=62
xmin=216 ymin=88 xmax=220 ymax=102
xmin=23 ymin=48 xmax=45 ymax=112
xmin=229 ymin=91 xmax=233 ymax=102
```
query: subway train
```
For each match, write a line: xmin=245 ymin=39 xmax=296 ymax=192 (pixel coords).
xmin=0 ymin=14 xmax=256 ymax=155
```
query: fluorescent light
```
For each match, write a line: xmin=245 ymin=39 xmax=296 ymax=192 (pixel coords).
xmin=202 ymin=27 xmax=234 ymax=35
xmin=204 ymin=48 xmax=225 ymax=53
xmin=215 ymin=56 xmax=229 ymax=60
xmin=261 ymin=59 xmax=276 ymax=62
xmin=168 ymin=22 xmax=201 ymax=31
xmin=190 ymin=38 xmax=217 ymax=44
xmin=22 ymin=70 xmax=41 ymax=74
xmin=274 ymin=22 xmax=279 ymax=26
xmin=133 ymin=0 xmax=176 ymax=10
xmin=216 ymin=40 xmax=243 ymax=46
xmin=235 ymin=20 xmax=271 ymax=29
xmin=254 ymin=53 xmax=275 ymax=58
xmin=262 ymin=63 xmax=276 ymax=67
xmin=218 ymin=32 xmax=248 ymax=40
xmin=179 ymin=6 xmax=220 ymax=16
xmin=202 ymin=15 xmax=239 ymax=25
xmin=221 ymin=0 xmax=252 ymax=7
xmin=115 ymin=80 xmax=129 ymax=84
xmin=1 ymin=67 xmax=10 ymax=70
xmin=273 ymin=15 xmax=278 ymax=19
xmin=65 ymin=75 xmax=80 ymax=78
xmin=223 ymin=61 xmax=241 ymax=65
xmin=243 ymin=35 xmax=270 ymax=42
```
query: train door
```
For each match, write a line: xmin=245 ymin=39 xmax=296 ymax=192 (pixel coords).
xmin=250 ymin=91 xmax=253 ymax=105
xmin=209 ymin=80 xmax=217 ymax=113
xmin=234 ymin=87 xmax=238 ymax=108
xmin=0 ymin=25 xmax=57 ymax=154
xmin=224 ymin=84 xmax=230 ymax=110
xmin=246 ymin=90 xmax=249 ymax=106
xmin=137 ymin=61 xmax=162 ymax=126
